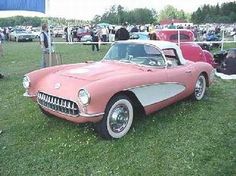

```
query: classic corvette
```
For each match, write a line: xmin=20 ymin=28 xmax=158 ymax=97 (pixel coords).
xmin=23 ymin=40 xmax=214 ymax=139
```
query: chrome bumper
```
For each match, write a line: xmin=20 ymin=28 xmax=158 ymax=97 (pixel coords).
xmin=23 ymin=91 xmax=36 ymax=98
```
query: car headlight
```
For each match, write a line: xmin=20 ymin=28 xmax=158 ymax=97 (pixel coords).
xmin=78 ymin=89 xmax=90 ymax=105
xmin=23 ymin=76 xmax=30 ymax=89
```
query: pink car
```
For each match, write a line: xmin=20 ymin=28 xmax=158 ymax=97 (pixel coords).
xmin=23 ymin=40 xmax=214 ymax=139
xmin=156 ymin=29 xmax=218 ymax=67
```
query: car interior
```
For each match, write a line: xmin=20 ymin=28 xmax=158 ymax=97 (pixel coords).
xmin=162 ymin=48 xmax=181 ymax=67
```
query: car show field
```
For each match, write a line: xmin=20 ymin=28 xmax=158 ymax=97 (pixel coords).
xmin=0 ymin=41 xmax=236 ymax=175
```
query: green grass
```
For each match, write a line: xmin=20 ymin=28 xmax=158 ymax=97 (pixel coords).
xmin=0 ymin=41 xmax=236 ymax=176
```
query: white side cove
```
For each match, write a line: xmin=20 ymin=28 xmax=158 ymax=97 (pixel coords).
xmin=130 ymin=83 xmax=186 ymax=106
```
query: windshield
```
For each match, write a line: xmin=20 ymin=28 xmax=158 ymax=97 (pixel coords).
xmin=15 ymin=30 xmax=26 ymax=34
xmin=104 ymin=43 xmax=166 ymax=67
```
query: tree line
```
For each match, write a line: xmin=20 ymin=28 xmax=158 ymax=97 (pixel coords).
xmin=92 ymin=5 xmax=191 ymax=24
xmin=191 ymin=2 xmax=236 ymax=24
xmin=0 ymin=2 xmax=235 ymax=27
xmin=0 ymin=16 xmax=87 ymax=27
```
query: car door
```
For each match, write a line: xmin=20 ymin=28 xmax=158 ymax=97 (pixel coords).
xmin=163 ymin=48 xmax=195 ymax=101
xmin=126 ymin=44 xmax=169 ymax=108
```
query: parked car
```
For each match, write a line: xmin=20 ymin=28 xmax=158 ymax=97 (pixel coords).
xmin=77 ymin=28 xmax=91 ymax=42
xmin=206 ymin=31 xmax=221 ymax=41
xmin=156 ymin=29 xmax=195 ymax=42
xmin=9 ymin=29 xmax=35 ymax=42
xmin=205 ymin=31 xmax=221 ymax=49
xmin=80 ymin=34 xmax=92 ymax=43
xmin=53 ymin=27 xmax=64 ymax=37
xmin=31 ymin=27 xmax=41 ymax=38
xmin=130 ymin=32 xmax=150 ymax=40
xmin=156 ymin=29 xmax=217 ymax=67
xmin=23 ymin=40 xmax=214 ymax=139
xmin=213 ymin=49 xmax=235 ymax=65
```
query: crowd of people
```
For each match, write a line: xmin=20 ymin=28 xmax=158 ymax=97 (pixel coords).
xmin=60 ymin=22 xmax=236 ymax=44
xmin=0 ymin=22 xmax=236 ymax=75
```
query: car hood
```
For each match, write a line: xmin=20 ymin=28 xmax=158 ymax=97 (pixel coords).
xmin=57 ymin=61 xmax=143 ymax=81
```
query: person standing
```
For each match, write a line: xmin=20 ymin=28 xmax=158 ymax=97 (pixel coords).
xmin=0 ymin=30 xmax=4 ymax=78
xmin=40 ymin=24 xmax=52 ymax=68
xmin=101 ymin=27 xmax=108 ymax=42
xmin=0 ymin=30 xmax=4 ymax=57
xmin=115 ymin=23 xmax=129 ymax=41
xmin=91 ymin=29 xmax=99 ymax=51
xmin=168 ymin=23 xmax=176 ymax=29
xmin=109 ymin=26 xmax=116 ymax=42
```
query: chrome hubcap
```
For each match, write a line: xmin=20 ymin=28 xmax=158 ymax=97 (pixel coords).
xmin=195 ymin=77 xmax=204 ymax=98
xmin=109 ymin=104 xmax=129 ymax=133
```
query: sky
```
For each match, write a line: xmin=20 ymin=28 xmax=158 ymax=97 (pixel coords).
xmin=0 ymin=0 xmax=234 ymax=20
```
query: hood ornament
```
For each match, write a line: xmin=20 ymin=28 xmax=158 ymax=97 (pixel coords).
xmin=54 ymin=83 xmax=61 ymax=89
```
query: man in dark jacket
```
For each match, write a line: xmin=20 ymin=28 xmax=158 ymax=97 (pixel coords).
xmin=91 ymin=29 xmax=99 ymax=51
xmin=217 ymin=48 xmax=236 ymax=75
xmin=115 ymin=23 xmax=129 ymax=41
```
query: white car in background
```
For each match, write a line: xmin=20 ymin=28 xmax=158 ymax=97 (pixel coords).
xmin=9 ymin=29 xmax=35 ymax=42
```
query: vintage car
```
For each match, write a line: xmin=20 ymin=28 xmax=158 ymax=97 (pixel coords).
xmin=23 ymin=40 xmax=214 ymax=139
xmin=214 ymin=50 xmax=228 ymax=65
xmin=80 ymin=34 xmax=92 ymax=43
xmin=156 ymin=29 xmax=195 ymax=43
xmin=31 ymin=28 xmax=41 ymax=38
xmin=9 ymin=29 xmax=35 ymax=42
xmin=129 ymin=32 xmax=150 ymax=40
xmin=156 ymin=29 xmax=218 ymax=68
xmin=53 ymin=27 xmax=64 ymax=38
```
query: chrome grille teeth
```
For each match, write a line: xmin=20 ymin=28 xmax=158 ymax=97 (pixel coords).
xmin=37 ymin=92 xmax=79 ymax=116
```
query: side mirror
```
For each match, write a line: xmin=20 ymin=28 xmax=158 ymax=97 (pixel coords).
xmin=166 ymin=60 xmax=172 ymax=67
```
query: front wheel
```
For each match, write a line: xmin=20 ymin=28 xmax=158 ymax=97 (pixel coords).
xmin=192 ymin=74 xmax=206 ymax=100
xmin=95 ymin=95 xmax=134 ymax=139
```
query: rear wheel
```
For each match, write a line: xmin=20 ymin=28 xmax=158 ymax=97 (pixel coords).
xmin=192 ymin=74 xmax=206 ymax=100
xmin=95 ymin=95 xmax=134 ymax=139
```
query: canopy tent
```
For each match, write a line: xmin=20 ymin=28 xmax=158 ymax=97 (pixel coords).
xmin=0 ymin=0 xmax=46 ymax=13
xmin=97 ymin=23 xmax=110 ymax=27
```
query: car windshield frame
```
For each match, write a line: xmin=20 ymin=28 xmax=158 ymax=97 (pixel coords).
xmin=103 ymin=43 xmax=167 ymax=67
xmin=15 ymin=30 xmax=27 ymax=34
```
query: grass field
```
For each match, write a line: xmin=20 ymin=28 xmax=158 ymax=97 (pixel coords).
xmin=0 ymin=41 xmax=236 ymax=175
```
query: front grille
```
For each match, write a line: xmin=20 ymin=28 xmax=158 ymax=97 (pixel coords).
xmin=37 ymin=92 xmax=79 ymax=116
xmin=24 ymin=35 xmax=31 ymax=38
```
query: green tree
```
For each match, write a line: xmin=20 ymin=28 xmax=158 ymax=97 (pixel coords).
xmin=94 ymin=5 xmax=156 ymax=25
xmin=191 ymin=1 xmax=236 ymax=24
xmin=158 ymin=5 xmax=189 ymax=22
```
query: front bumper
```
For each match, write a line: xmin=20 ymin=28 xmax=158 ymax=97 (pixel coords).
xmin=41 ymin=106 xmax=103 ymax=123
xmin=24 ymin=91 xmax=104 ymax=123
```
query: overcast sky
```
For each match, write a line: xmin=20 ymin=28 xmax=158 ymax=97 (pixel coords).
xmin=0 ymin=0 xmax=234 ymax=20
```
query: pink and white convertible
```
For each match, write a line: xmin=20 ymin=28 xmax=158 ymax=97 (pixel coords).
xmin=23 ymin=40 xmax=214 ymax=139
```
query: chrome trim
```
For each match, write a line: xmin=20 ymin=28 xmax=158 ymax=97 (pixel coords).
xmin=125 ymin=82 xmax=186 ymax=107
xmin=37 ymin=92 xmax=80 ymax=116
xmin=78 ymin=88 xmax=91 ymax=106
xmin=102 ymin=42 xmax=168 ymax=67
xmin=23 ymin=76 xmax=31 ymax=89
xmin=80 ymin=112 xmax=104 ymax=118
xmin=23 ymin=92 xmax=36 ymax=97
xmin=124 ymin=82 xmax=185 ymax=90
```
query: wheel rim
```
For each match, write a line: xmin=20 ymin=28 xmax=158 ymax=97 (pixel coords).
xmin=109 ymin=104 xmax=129 ymax=133
xmin=195 ymin=76 xmax=206 ymax=100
